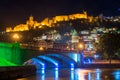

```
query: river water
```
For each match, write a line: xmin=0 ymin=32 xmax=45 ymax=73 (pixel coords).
xmin=17 ymin=68 xmax=120 ymax=80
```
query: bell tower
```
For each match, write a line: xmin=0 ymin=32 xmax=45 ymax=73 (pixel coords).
xmin=29 ymin=15 xmax=34 ymax=21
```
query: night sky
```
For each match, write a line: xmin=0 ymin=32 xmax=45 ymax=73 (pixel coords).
xmin=0 ymin=0 xmax=120 ymax=30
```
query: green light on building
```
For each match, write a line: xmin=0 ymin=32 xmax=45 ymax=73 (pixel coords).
xmin=0 ymin=42 xmax=27 ymax=66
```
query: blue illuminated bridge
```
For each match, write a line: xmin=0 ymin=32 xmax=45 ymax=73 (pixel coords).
xmin=24 ymin=52 xmax=84 ymax=70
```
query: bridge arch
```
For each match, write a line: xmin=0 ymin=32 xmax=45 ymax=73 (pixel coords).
xmin=24 ymin=52 xmax=84 ymax=70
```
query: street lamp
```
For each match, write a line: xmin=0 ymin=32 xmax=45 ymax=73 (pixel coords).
xmin=39 ymin=47 xmax=44 ymax=51
xmin=78 ymin=43 xmax=84 ymax=52
xmin=12 ymin=33 xmax=20 ymax=42
xmin=78 ymin=43 xmax=84 ymax=65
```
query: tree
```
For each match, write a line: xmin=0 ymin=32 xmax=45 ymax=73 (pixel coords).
xmin=95 ymin=32 xmax=120 ymax=63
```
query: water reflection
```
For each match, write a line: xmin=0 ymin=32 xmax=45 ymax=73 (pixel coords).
xmin=94 ymin=69 xmax=101 ymax=80
xmin=112 ymin=69 xmax=120 ymax=80
xmin=36 ymin=69 xmax=45 ymax=80
xmin=17 ymin=68 xmax=120 ymax=80
xmin=75 ymin=69 xmax=91 ymax=80
xmin=41 ymin=69 xmax=45 ymax=80
xmin=55 ymin=69 xmax=59 ymax=80
xmin=70 ymin=69 xmax=74 ymax=80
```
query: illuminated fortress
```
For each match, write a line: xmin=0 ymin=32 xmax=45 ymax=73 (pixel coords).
xmin=6 ymin=11 xmax=98 ymax=32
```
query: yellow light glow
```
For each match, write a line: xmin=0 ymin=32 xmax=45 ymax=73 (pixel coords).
xmin=13 ymin=33 xmax=19 ymax=39
xmin=39 ymin=47 xmax=44 ymax=51
xmin=41 ymin=23 xmax=45 ymax=26
xmin=66 ymin=46 xmax=69 ymax=49
xmin=79 ymin=44 xmax=83 ymax=48
xmin=78 ymin=43 xmax=84 ymax=50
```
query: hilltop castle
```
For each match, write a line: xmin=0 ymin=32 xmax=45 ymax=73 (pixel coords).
xmin=6 ymin=11 xmax=98 ymax=32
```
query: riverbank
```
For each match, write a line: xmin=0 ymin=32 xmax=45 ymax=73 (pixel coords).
xmin=0 ymin=65 xmax=36 ymax=80
xmin=77 ymin=63 xmax=120 ymax=69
